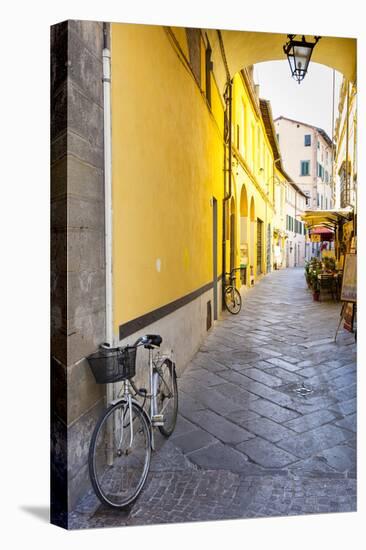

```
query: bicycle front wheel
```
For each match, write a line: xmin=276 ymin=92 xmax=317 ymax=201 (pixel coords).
xmin=89 ymin=400 xmax=151 ymax=509
xmin=224 ymin=286 xmax=242 ymax=314
xmin=156 ymin=359 xmax=178 ymax=437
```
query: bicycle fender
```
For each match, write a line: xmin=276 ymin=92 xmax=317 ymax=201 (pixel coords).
xmin=109 ymin=397 xmax=127 ymax=406
xmin=109 ymin=397 xmax=152 ymax=430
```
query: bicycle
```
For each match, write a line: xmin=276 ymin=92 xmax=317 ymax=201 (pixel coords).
xmin=224 ymin=268 xmax=242 ymax=314
xmin=86 ymin=334 xmax=178 ymax=509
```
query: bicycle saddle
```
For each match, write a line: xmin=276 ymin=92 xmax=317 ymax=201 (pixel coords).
xmin=145 ymin=334 xmax=162 ymax=347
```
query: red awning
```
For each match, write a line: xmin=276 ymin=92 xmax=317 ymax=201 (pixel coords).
xmin=310 ymin=227 xmax=334 ymax=234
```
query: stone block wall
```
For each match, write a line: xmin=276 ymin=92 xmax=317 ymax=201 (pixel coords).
xmin=51 ymin=20 xmax=106 ymax=526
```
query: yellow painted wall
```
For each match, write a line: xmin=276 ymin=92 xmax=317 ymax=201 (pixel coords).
xmin=111 ymin=24 xmax=224 ymax=335
xmin=230 ymin=73 xmax=275 ymax=280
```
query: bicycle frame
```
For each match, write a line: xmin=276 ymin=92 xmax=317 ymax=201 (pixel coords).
xmin=111 ymin=347 xmax=174 ymax=451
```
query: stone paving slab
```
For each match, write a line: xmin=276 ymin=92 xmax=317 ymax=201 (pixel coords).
xmin=183 ymin=368 xmax=224 ymax=387
xmin=249 ymin=397 xmax=300 ymax=423
xmin=182 ymin=409 xmax=255 ymax=444
xmin=284 ymin=409 xmax=339 ymax=433
xmin=236 ymin=415 xmax=296 ymax=443
xmin=334 ymin=413 xmax=357 ymax=432
xmin=210 ymin=381 xmax=260 ymax=408
xmin=288 ymin=456 xmax=342 ymax=476
xmin=276 ymin=424 xmax=351 ymax=459
xmin=186 ymin=441 xmax=261 ymax=473
xmin=332 ymin=398 xmax=356 ymax=416
xmin=243 ymin=367 xmax=284 ymax=387
xmin=225 ymin=409 xmax=262 ymax=426
xmin=179 ymin=384 xmax=241 ymax=416
xmin=263 ymin=357 xmax=301 ymax=371
xmin=333 ymin=383 xmax=357 ymax=402
xmin=236 ymin=437 xmax=299 ymax=468
xmin=170 ymin=415 xmax=197 ymax=439
xmin=263 ymin=366 xmax=306 ymax=384
xmin=318 ymin=444 xmax=357 ymax=473
xmin=171 ymin=428 xmax=217 ymax=454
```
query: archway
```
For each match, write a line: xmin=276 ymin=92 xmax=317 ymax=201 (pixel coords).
xmin=205 ymin=30 xmax=356 ymax=94
xmin=239 ymin=184 xmax=249 ymax=285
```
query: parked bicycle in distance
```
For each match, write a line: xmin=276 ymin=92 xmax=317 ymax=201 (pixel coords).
xmin=224 ymin=268 xmax=242 ymax=314
xmin=86 ymin=334 xmax=178 ymax=509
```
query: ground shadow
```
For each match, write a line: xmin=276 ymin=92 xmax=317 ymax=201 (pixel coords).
xmin=20 ymin=506 xmax=49 ymax=523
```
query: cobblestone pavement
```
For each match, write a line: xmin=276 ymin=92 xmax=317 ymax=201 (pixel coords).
xmin=69 ymin=268 xmax=357 ymax=529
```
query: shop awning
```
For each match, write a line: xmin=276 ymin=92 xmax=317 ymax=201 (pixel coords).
xmin=310 ymin=226 xmax=334 ymax=241
xmin=301 ymin=208 xmax=352 ymax=230
xmin=310 ymin=227 xmax=334 ymax=234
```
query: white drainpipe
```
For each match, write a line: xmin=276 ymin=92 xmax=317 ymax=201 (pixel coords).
xmin=103 ymin=30 xmax=114 ymax=408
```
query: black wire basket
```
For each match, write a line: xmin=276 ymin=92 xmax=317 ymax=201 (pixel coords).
xmin=87 ymin=346 xmax=137 ymax=384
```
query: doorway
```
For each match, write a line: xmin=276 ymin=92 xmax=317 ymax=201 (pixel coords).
xmin=266 ymin=223 xmax=271 ymax=273
xmin=212 ymin=197 xmax=218 ymax=320
xmin=257 ymin=218 xmax=263 ymax=275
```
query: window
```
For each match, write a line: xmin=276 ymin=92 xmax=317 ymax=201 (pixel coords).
xmin=300 ymin=161 xmax=310 ymax=176
xmin=186 ymin=28 xmax=202 ymax=86
xmin=304 ymin=134 xmax=311 ymax=146
xmin=317 ymin=193 xmax=320 ymax=207
xmin=205 ymin=41 xmax=212 ymax=107
xmin=304 ymin=191 xmax=311 ymax=207
xmin=241 ymin=101 xmax=246 ymax=156
xmin=339 ymin=160 xmax=352 ymax=208
xmin=325 ymin=170 xmax=329 ymax=184
xmin=276 ymin=133 xmax=280 ymax=143
xmin=317 ymin=140 xmax=320 ymax=149
xmin=317 ymin=162 xmax=324 ymax=179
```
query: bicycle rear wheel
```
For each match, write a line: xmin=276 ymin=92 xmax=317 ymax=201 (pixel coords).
xmin=89 ymin=400 xmax=151 ymax=509
xmin=224 ymin=286 xmax=242 ymax=314
xmin=156 ymin=359 xmax=178 ymax=437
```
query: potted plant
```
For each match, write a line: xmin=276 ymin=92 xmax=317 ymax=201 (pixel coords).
xmin=310 ymin=269 xmax=320 ymax=300
xmin=323 ymin=256 xmax=336 ymax=272
xmin=304 ymin=261 xmax=311 ymax=288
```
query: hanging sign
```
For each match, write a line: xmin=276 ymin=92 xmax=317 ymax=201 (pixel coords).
xmin=310 ymin=234 xmax=321 ymax=243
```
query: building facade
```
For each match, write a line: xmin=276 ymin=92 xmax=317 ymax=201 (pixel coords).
xmin=334 ymin=78 xmax=357 ymax=211
xmin=274 ymin=117 xmax=334 ymax=212
xmin=284 ymin=181 xmax=307 ymax=267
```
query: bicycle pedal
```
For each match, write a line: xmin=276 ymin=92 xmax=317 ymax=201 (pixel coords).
xmin=151 ymin=414 xmax=164 ymax=426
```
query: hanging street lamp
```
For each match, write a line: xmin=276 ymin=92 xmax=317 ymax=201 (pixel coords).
xmin=283 ymin=35 xmax=321 ymax=84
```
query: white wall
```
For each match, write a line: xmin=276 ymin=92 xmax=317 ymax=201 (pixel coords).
xmin=276 ymin=118 xmax=333 ymax=211
xmin=285 ymin=183 xmax=306 ymax=267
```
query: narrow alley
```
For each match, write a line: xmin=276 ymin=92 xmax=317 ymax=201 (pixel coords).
xmin=69 ymin=268 xmax=356 ymax=528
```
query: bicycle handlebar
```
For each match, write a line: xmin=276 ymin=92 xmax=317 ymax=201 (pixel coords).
xmin=100 ymin=334 xmax=161 ymax=351
xmin=133 ymin=335 xmax=149 ymax=347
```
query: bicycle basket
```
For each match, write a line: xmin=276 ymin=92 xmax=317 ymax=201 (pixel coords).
xmin=87 ymin=346 xmax=137 ymax=384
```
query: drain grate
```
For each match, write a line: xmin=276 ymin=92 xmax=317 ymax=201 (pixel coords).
xmin=293 ymin=382 xmax=314 ymax=397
